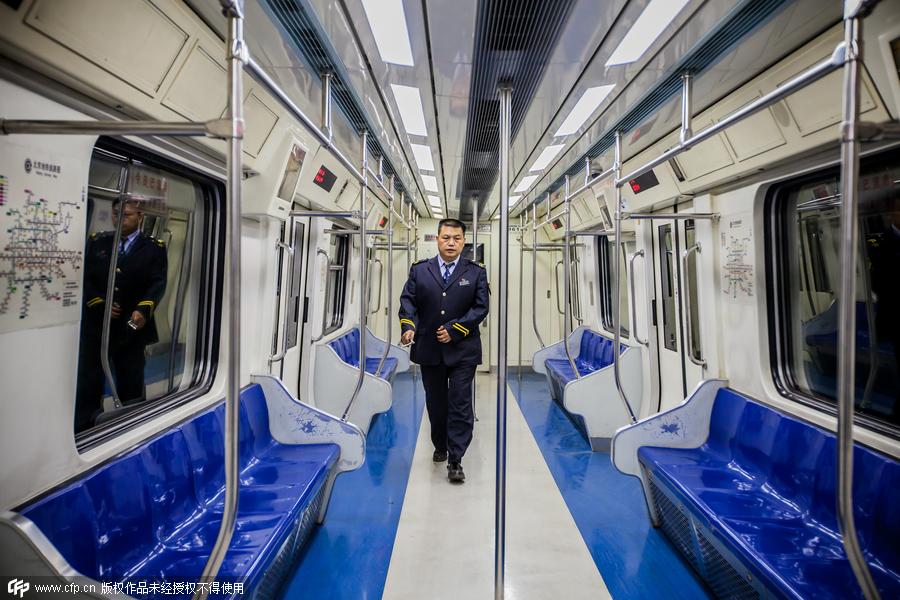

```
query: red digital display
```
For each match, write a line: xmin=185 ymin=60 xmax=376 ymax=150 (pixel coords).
xmin=628 ymin=170 xmax=660 ymax=195
xmin=551 ymin=219 xmax=563 ymax=230
xmin=313 ymin=165 xmax=337 ymax=192
xmin=378 ymin=216 xmax=387 ymax=227
xmin=629 ymin=180 xmax=641 ymax=193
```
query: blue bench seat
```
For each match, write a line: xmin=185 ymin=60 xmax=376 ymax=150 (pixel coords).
xmin=329 ymin=328 xmax=398 ymax=380
xmin=638 ymin=388 xmax=900 ymax=599
xmin=19 ymin=384 xmax=339 ymax=598
xmin=544 ymin=330 xmax=618 ymax=401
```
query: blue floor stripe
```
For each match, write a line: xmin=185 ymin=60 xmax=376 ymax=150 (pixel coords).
xmin=280 ymin=372 xmax=424 ymax=600
xmin=512 ymin=373 xmax=711 ymax=600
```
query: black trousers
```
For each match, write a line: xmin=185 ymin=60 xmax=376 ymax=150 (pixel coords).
xmin=420 ymin=363 xmax=477 ymax=463
xmin=75 ymin=331 xmax=147 ymax=432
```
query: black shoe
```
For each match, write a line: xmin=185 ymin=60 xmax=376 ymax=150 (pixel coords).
xmin=433 ymin=449 xmax=448 ymax=462
xmin=447 ymin=462 xmax=465 ymax=483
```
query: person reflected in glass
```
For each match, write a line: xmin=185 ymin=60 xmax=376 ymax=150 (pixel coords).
xmin=74 ymin=199 xmax=168 ymax=432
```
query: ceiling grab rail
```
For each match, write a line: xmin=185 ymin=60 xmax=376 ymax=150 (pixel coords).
xmin=628 ymin=249 xmax=649 ymax=346
xmin=611 ymin=132 xmax=639 ymax=424
xmin=562 ymin=177 xmax=580 ymax=379
xmin=681 ymin=243 xmax=706 ymax=368
xmin=494 ymin=84 xmax=513 ymax=600
xmin=375 ymin=176 xmax=395 ymax=378
xmin=268 ymin=239 xmax=294 ymax=365
xmin=531 ymin=204 xmax=546 ymax=349
xmin=311 ymin=248 xmax=331 ymax=343
xmin=342 ymin=131 xmax=369 ymax=421
xmin=837 ymin=3 xmax=881 ymax=598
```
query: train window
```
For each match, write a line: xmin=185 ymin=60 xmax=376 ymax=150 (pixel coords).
xmin=323 ymin=234 xmax=349 ymax=335
xmin=769 ymin=150 xmax=900 ymax=433
xmin=597 ymin=237 xmax=630 ymax=338
xmin=658 ymin=224 xmax=677 ymax=351
xmin=74 ymin=142 xmax=222 ymax=441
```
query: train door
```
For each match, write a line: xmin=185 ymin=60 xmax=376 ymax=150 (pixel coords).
xmin=271 ymin=214 xmax=310 ymax=397
xmin=651 ymin=215 xmax=704 ymax=410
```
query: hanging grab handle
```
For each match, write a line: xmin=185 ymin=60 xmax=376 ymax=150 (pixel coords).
xmin=681 ymin=242 xmax=706 ymax=368
xmin=628 ymin=249 xmax=649 ymax=346
xmin=554 ymin=260 xmax=565 ymax=316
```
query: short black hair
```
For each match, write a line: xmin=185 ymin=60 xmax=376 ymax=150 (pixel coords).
xmin=438 ymin=218 xmax=467 ymax=235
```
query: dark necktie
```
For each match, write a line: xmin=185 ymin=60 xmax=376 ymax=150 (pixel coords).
xmin=119 ymin=239 xmax=126 ymax=257
xmin=442 ymin=262 xmax=451 ymax=284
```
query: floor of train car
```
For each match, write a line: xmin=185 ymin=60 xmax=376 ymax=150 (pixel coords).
xmin=281 ymin=371 xmax=710 ymax=599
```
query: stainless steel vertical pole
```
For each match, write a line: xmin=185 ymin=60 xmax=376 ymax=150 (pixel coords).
xmin=836 ymin=9 xmax=880 ymax=600
xmin=322 ymin=71 xmax=333 ymax=141
xmin=613 ymin=133 xmax=638 ymax=424
xmin=195 ymin=2 xmax=244 ymax=596
xmin=343 ymin=132 xmax=369 ymax=420
xmin=494 ymin=85 xmax=512 ymax=600
xmin=518 ymin=213 xmax=524 ymax=381
xmin=376 ymin=177 xmax=394 ymax=376
xmin=531 ymin=204 xmax=545 ymax=348
xmin=562 ymin=176 xmax=580 ymax=377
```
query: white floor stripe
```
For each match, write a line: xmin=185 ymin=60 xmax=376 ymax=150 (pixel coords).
xmin=382 ymin=373 xmax=611 ymax=600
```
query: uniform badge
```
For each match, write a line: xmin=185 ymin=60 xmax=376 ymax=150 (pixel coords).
xmin=458 ymin=278 xmax=470 ymax=286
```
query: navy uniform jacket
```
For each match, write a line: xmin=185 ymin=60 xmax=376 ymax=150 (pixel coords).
xmin=82 ymin=231 xmax=168 ymax=345
xmin=399 ymin=256 xmax=489 ymax=367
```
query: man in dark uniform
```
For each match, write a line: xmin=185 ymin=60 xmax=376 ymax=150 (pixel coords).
xmin=399 ymin=218 xmax=489 ymax=483
xmin=74 ymin=199 xmax=168 ymax=432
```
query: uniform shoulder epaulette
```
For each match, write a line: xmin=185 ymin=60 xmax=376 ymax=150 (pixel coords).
xmin=90 ymin=231 xmax=113 ymax=240
xmin=152 ymin=237 xmax=166 ymax=247
xmin=412 ymin=258 xmax=428 ymax=265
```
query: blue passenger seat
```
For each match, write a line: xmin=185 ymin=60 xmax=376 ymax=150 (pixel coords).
xmin=543 ymin=330 xmax=621 ymax=400
xmin=638 ymin=387 xmax=900 ymax=599
xmin=329 ymin=328 xmax=399 ymax=380
xmin=19 ymin=384 xmax=339 ymax=598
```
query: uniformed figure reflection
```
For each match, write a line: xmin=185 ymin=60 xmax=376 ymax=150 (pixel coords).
xmin=75 ymin=199 xmax=168 ymax=432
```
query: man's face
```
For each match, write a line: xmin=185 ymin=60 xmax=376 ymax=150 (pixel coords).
xmin=437 ymin=225 xmax=465 ymax=262
xmin=113 ymin=203 xmax=143 ymax=236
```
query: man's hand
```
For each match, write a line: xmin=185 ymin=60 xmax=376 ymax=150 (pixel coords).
xmin=436 ymin=326 xmax=451 ymax=344
xmin=129 ymin=310 xmax=146 ymax=330
xmin=111 ymin=302 xmax=122 ymax=319
xmin=401 ymin=330 xmax=415 ymax=345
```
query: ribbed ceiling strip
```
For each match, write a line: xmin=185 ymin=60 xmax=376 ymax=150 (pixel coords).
xmin=530 ymin=0 xmax=790 ymax=209
xmin=458 ymin=0 xmax=577 ymax=219
xmin=263 ymin=0 xmax=412 ymax=199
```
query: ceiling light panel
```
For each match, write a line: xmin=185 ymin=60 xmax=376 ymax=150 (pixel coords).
xmin=514 ymin=175 xmax=539 ymax=194
xmin=554 ymin=85 xmax=616 ymax=137
xmin=508 ymin=195 xmax=522 ymax=206
xmin=411 ymin=143 xmax=436 ymax=172
xmin=427 ymin=195 xmax=442 ymax=207
xmin=391 ymin=84 xmax=428 ymax=137
xmin=361 ymin=0 xmax=415 ymax=67
xmin=529 ymin=144 xmax=566 ymax=172
xmin=422 ymin=174 xmax=439 ymax=192
xmin=605 ymin=0 xmax=691 ymax=66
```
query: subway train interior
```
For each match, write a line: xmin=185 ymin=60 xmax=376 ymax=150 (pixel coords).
xmin=1 ymin=0 xmax=900 ymax=599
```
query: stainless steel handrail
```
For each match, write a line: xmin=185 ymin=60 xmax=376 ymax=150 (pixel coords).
xmin=343 ymin=132 xmax=369 ymax=421
xmin=99 ymin=172 xmax=129 ymax=409
xmin=368 ymin=257 xmax=383 ymax=315
xmin=531 ymin=204 xmax=546 ymax=348
xmin=494 ymin=83 xmax=512 ymax=600
xmin=311 ymin=248 xmax=330 ymax=343
xmin=167 ymin=212 xmax=195 ymax=392
xmin=554 ymin=260 xmax=565 ymax=316
xmin=268 ymin=240 xmax=294 ymax=364
xmin=835 ymin=5 xmax=881 ymax=599
xmin=612 ymin=133 xmax=638 ymax=424
xmin=195 ymin=3 xmax=244 ymax=595
xmin=628 ymin=249 xmax=649 ymax=346
xmin=570 ymin=255 xmax=583 ymax=324
xmin=375 ymin=177 xmax=395 ymax=378
xmin=562 ymin=177 xmax=580 ymax=379
xmin=518 ymin=214 xmax=525 ymax=379
xmin=681 ymin=242 xmax=706 ymax=368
